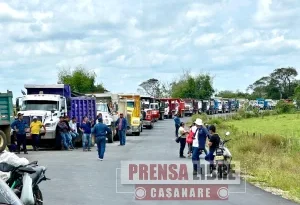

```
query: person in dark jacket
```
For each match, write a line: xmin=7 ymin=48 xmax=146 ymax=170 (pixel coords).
xmin=92 ymin=118 xmax=112 ymax=161
xmin=205 ymin=125 xmax=220 ymax=173
xmin=174 ymin=114 xmax=181 ymax=137
xmin=56 ymin=116 xmax=70 ymax=150
xmin=10 ymin=113 xmax=29 ymax=154
xmin=115 ymin=113 xmax=127 ymax=146
xmin=80 ymin=116 xmax=93 ymax=151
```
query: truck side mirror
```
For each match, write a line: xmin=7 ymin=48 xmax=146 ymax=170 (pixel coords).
xmin=16 ymin=98 xmax=20 ymax=112
xmin=51 ymin=110 xmax=55 ymax=113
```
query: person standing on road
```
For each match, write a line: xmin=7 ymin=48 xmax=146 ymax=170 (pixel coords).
xmin=56 ymin=116 xmax=71 ymax=151
xmin=115 ymin=113 xmax=127 ymax=146
xmin=11 ymin=113 xmax=29 ymax=154
xmin=205 ymin=125 xmax=220 ymax=173
xmin=186 ymin=123 xmax=196 ymax=158
xmin=192 ymin=118 xmax=209 ymax=175
xmin=174 ymin=114 xmax=181 ymax=137
xmin=80 ymin=116 xmax=92 ymax=151
xmin=92 ymin=118 xmax=112 ymax=161
xmin=30 ymin=116 xmax=46 ymax=151
xmin=178 ymin=122 xmax=189 ymax=158
xmin=69 ymin=117 xmax=79 ymax=149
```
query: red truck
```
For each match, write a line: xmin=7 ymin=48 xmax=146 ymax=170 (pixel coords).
xmin=159 ymin=98 xmax=185 ymax=118
xmin=183 ymin=99 xmax=198 ymax=116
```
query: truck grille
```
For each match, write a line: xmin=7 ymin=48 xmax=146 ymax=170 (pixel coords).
xmin=127 ymin=114 xmax=131 ymax=125
xmin=22 ymin=116 xmax=43 ymax=125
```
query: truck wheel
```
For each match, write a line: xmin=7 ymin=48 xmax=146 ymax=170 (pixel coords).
xmin=0 ymin=130 xmax=7 ymax=153
xmin=107 ymin=133 xmax=113 ymax=143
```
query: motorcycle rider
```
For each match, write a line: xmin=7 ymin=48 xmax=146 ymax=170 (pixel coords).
xmin=205 ymin=125 xmax=220 ymax=173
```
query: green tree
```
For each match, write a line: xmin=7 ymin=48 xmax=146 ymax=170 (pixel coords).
xmin=58 ymin=65 xmax=106 ymax=93
xmin=170 ymin=70 xmax=214 ymax=99
xmin=294 ymin=85 xmax=300 ymax=109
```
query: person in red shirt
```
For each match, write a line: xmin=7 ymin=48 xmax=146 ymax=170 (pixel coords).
xmin=186 ymin=123 xmax=196 ymax=158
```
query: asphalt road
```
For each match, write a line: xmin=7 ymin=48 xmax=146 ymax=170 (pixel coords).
xmin=20 ymin=116 xmax=298 ymax=205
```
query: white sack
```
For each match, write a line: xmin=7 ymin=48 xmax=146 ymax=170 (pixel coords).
xmin=0 ymin=150 xmax=29 ymax=181
xmin=20 ymin=173 xmax=34 ymax=205
xmin=0 ymin=150 xmax=29 ymax=167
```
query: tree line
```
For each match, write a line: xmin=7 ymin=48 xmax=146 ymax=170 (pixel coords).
xmin=57 ymin=65 xmax=299 ymax=101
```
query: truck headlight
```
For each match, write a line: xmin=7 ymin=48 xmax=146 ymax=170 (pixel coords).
xmin=133 ymin=120 xmax=139 ymax=124
xmin=45 ymin=122 xmax=56 ymax=127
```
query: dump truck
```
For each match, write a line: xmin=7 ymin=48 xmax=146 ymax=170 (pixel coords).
xmin=119 ymin=94 xmax=142 ymax=136
xmin=15 ymin=84 xmax=97 ymax=147
xmin=0 ymin=91 xmax=14 ymax=152
xmin=87 ymin=93 xmax=118 ymax=142
xmin=159 ymin=98 xmax=185 ymax=118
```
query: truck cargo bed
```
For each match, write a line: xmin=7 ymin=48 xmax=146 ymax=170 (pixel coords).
xmin=68 ymin=97 xmax=96 ymax=123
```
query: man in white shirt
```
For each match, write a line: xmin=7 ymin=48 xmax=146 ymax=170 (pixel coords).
xmin=69 ymin=117 xmax=79 ymax=148
xmin=192 ymin=118 xmax=209 ymax=175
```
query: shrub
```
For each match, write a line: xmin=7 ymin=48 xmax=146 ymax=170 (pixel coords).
xmin=275 ymin=100 xmax=296 ymax=114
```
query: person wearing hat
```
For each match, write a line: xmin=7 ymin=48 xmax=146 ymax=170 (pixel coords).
xmin=92 ymin=117 xmax=112 ymax=160
xmin=115 ymin=113 xmax=127 ymax=146
xmin=30 ymin=116 xmax=46 ymax=151
xmin=192 ymin=118 xmax=209 ymax=175
xmin=10 ymin=113 xmax=29 ymax=154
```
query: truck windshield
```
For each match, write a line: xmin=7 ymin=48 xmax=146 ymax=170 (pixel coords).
xmin=97 ymin=104 xmax=109 ymax=112
xmin=21 ymin=100 xmax=58 ymax=111
xmin=127 ymin=101 xmax=135 ymax=108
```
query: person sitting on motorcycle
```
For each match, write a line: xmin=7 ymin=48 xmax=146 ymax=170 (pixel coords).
xmin=205 ymin=125 xmax=220 ymax=173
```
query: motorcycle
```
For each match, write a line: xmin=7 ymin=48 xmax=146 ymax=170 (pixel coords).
xmin=212 ymin=132 xmax=232 ymax=178
xmin=0 ymin=161 xmax=49 ymax=205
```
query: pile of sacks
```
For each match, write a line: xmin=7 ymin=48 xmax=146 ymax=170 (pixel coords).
xmin=0 ymin=151 xmax=29 ymax=181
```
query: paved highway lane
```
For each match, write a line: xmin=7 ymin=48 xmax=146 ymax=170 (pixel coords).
xmin=20 ymin=117 xmax=298 ymax=205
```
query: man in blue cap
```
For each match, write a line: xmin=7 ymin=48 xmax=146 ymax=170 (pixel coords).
xmin=92 ymin=117 xmax=112 ymax=161
xmin=11 ymin=113 xmax=29 ymax=154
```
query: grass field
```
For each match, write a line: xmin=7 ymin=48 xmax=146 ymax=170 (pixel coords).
xmin=225 ymin=114 xmax=300 ymax=139
xmin=221 ymin=114 xmax=300 ymax=202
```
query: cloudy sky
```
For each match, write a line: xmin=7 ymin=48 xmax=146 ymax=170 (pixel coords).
xmin=1 ymin=0 xmax=300 ymax=99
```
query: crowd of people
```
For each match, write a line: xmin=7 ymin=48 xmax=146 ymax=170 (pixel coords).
xmin=174 ymin=114 xmax=220 ymax=175
xmin=9 ymin=112 xmax=128 ymax=161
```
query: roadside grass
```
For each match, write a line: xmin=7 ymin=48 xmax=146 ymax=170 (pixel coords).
xmin=189 ymin=113 xmax=300 ymax=202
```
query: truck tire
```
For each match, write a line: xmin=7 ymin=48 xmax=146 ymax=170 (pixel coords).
xmin=107 ymin=133 xmax=113 ymax=143
xmin=0 ymin=130 xmax=7 ymax=153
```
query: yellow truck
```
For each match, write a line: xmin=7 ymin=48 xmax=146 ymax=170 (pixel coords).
xmin=118 ymin=94 xmax=142 ymax=136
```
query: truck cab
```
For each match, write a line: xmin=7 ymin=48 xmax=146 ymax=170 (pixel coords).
xmin=149 ymin=103 xmax=160 ymax=121
xmin=96 ymin=102 xmax=114 ymax=128
xmin=17 ymin=93 xmax=66 ymax=141
xmin=119 ymin=94 xmax=142 ymax=136
xmin=183 ymin=99 xmax=194 ymax=116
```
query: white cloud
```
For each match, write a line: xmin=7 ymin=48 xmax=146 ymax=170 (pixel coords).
xmin=1 ymin=0 xmax=300 ymax=97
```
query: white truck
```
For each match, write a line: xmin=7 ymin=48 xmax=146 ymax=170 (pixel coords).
xmin=91 ymin=93 xmax=128 ymax=141
xmin=16 ymin=84 xmax=97 ymax=147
